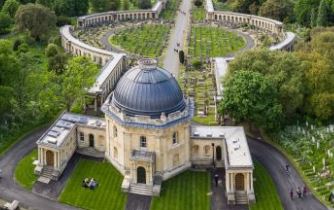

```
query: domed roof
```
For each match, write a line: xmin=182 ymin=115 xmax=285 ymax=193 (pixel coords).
xmin=111 ymin=59 xmax=186 ymax=118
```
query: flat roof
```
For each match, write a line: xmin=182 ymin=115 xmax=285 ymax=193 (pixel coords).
xmin=37 ymin=113 xmax=106 ymax=148
xmin=60 ymin=25 xmax=113 ymax=57
xmin=269 ymin=32 xmax=296 ymax=51
xmin=89 ymin=53 xmax=125 ymax=94
xmin=191 ymin=125 xmax=253 ymax=168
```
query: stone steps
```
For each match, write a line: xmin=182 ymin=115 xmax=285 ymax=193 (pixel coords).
xmin=235 ymin=192 xmax=248 ymax=204
xmin=129 ymin=184 xmax=153 ymax=196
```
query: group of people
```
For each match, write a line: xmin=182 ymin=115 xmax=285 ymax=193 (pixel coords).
xmin=290 ymin=186 xmax=308 ymax=200
xmin=178 ymin=9 xmax=186 ymax=15
xmin=82 ymin=177 xmax=98 ymax=190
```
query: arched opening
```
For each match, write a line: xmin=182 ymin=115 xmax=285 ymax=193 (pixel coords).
xmin=216 ymin=146 xmax=222 ymax=161
xmin=204 ymin=145 xmax=210 ymax=155
xmin=89 ymin=134 xmax=94 ymax=147
xmin=235 ymin=173 xmax=245 ymax=191
xmin=137 ymin=167 xmax=146 ymax=184
xmin=46 ymin=150 xmax=54 ymax=167
xmin=192 ymin=145 xmax=199 ymax=156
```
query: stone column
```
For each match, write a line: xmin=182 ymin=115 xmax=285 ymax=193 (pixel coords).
xmin=53 ymin=150 xmax=57 ymax=169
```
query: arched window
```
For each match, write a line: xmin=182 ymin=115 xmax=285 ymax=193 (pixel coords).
xmin=113 ymin=147 xmax=118 ymax=159
xmin=172 ymin=132 xmax=178 ymax=144
xmin=79 ymin=132 xmax=84 ymax=141
xmin=113 ymin=126 xmax=117 ymax=137
xmin=192 ymin=145 xmax=199 ymax=156
xmin=140 ymin=136 xmax=147 ymax=148
xmin=204 ymin=145 xmax=210 ymax=155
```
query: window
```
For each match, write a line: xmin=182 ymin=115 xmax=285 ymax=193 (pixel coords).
xmin=113 ymin=126 xmax=117 ymax=137
xmin=172 ymin=132 xmax=178 ymax=144
xmin=140 ymin=136 xmax=147 ymax=148
xmin=204 ymin=145 xmax=210 ymax=155
xmin=79 ymin=132 xmax=84 ymax=141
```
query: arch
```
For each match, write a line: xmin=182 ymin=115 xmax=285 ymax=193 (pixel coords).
xmin=173 ymin=154 xmax=180 ymax=167
xmin=204 ymin=145 xmax=210 ymax=155
xmin=235 ymin=173 xmax=245 ymax=191
xmin=192 ymin=145 xmax=199 ymax=155
xmin=113 ymin=147 xmax=118 ymax=159
xmin=46 ymin=150 xmax=54 ymax=167
xmin=216 ymin=146 xmax=222 ymax=161
xmin=137 ymin=167 xmax=146 ymax=184
xmin=89 ymin=134 xmax=94 ymax=147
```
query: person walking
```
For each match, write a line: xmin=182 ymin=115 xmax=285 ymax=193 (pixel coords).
xmin=303 ymin=185 xmax=308 ymax=197
xmin=290 ymin=188 xmax=294 ymax=200
xmin=214 ymin=174 xmax=219 ymax=187
xmin=297 ymin=187 xmax=302 ymax=198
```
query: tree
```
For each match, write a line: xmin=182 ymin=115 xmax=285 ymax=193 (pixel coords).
xmin=61 ymin=57 xmax=99 ymax=111
xmin=259 ymin=0 xmax=293 ymax=21
xmin=123 ymin=0 xmax=129 ymax=10
xmin=45 ymin=43 xmax=58 ymax=57
xmin=15 ymin=3 xmax=56 ymax=41
xmin=36 ymin=0 xmax=54 ymax=8
xmin=194 ymin=0 xmax=203 ymax=7
xmin=294 ymin=0 xmax=318 ymax=26
xmin=54 ymin=0 xmax=89 ymax=16
xmin=310 ymin=8 xmax=317 ymax=27
xmin=48 ymin=53 xmax=68 ymax=74
xmin=90 ymin=0 xmax=110 ymax=12
xmin=0 ymin=12 xmax=12 ymax=34
xmin=138 ymin=0 xmax=151 ymax=9
xmin=1 ymin=0 xmax=20 ymax=18
xmin=179 ymin=50 xmax=185 ymax=64
xmin=219 ymin=70 xmax=283 ymax=130
xmin=316 ymin=0 xmax=329 ymax=26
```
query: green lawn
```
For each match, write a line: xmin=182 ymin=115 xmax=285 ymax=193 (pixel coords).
xmin=109 ymin=24 xmax=170 ymax=58
xmin=160 ymin=0 xmax=180 ymax=21
xmin=151 ymin=171 xmax=211 ymax=210
xmin=59 ymin=159 xmax=127 ymax=210
xmin=250 ymin=161 xmax=283 ymax=210
xmin=189 ymin=26 xmax=246 ymax=59
xmin=14 ymin=149 xmax=38 ymax=190
xmin=192 ymin=5 xmax=206 ymax=22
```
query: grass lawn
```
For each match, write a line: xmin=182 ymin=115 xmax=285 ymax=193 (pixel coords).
xmin=59 ymin=158 xmax=127 ymax=210
xmin=250 ymin=161 xmax=283 ymax=210
xmin=14 ymin=149 xmax=38 ymax=190
xmin=160 ymin=0 xmax=180 ymax=21
xmin=189 ymin=26 xmax=246 ymax=59
xmin=192 ymin=5 xmax=206 ymax=22
xmin=109 ymin=24 xmax=170 ymax=58
xmin=151 ymin=171 xmax=211 ymax=210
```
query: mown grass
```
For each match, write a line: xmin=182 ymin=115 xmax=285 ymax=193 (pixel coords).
xmin=59 ymin=159 xmax=127 ymax=210
xmin=14 ymin=149 xmax=38 ymax=190
xmin=250 ymin=161 xmax=283 ymax=210
xmin=151 ymin=171 xmax=211 ymax=210
xmin=189 ymin=26 xmax=246 ymax=59
xmin=109 ymin=24 xmax=170 ymax=58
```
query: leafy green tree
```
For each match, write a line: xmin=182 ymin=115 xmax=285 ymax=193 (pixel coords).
xmin=0 ymin=12 xmax=12 ymax=34
xmin=219 ymin=70 xmax=283 ymax=130
xmin=45 ymin=43 xmax=58 ymax=57
xmin=123 ymin=0 xmax=130 ymax=10
xmin=310 ymin=8 xmax=317 ymax=27
xmin=48 ymin=53 xmax=68 ymax=74
xmin=90 ymin=0 xmax=110 ymax=12
xmin=61 ymin=56 xmax=99 ymax=111
xmin=2 ymin=0 xmax=20 ymax=17
xmin=179 ymin=50 xmax=185 ymax=64
xmin=54 ymin=0 xmax=89 ymax=16
xmin=138 ymin=0 xmax=151 ymax=9
xmin=15 ymin=3 xmax=56 ymax=41
xmin=294 ymin=0 xmax=318 ymax=26
xmin=36 ymin=0 xmax=54 ymax=8
xmin=259 ymin=0 xmax=293 ymax=21
xmin=316 ymin=0 xmax=329 ymax=26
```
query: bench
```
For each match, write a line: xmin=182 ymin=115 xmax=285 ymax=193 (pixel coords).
xmin=4 ymin=200 xmax=19 ymax=210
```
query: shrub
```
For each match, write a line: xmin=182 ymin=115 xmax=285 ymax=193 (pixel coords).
xmin=12 ymin=38 xmax=22 ymax=51
xmin=0 ymin=12 xmax=12 ymax=34
xmin=45 ymin=43 xmax=58 ymax=57
xmin=18 ymin=43 xmax=28 ymax=53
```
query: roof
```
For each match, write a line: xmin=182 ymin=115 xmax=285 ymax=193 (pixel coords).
xmin=110 ymin=59 xmax=186 ymax=118
xmin=89 ymin=53 xmax=125 ymax=94
xmin=269 ymin=32 xmax=296 ymax=51
xmin=37 ymin=113 xmax=106 ymax=148
xmin=191 ymin=125 xmax=253 ymax=168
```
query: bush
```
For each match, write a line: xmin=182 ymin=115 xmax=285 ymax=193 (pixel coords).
xmin=45 ymin=43 xmax=58 ymax=57
xmin=48 ymin=35 xmax=61 ymax=46
xmin=194 ymin=0 xmax=203 ymax=7
xmin=56 ymin=15 xmax=71 ymax=27
xmin=12 ymin=38 xmax=22 ymax=51
xmin=47 ymin=53 xmax=68 ymax=73
xmin=18 ymin=43 xmax=29 ymax=53
xmin=0 ymin=12 xmax=12 ymax=34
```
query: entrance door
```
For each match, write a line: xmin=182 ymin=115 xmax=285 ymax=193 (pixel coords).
xmin=216 ymin=146 xmax=222 ymax=161
xmin=89 ymin=134 xmax=94 ymax=147
xmin=137 ymin=167 xmax=146 ymax=184
xmin=46 ymin=150 xmax=54 ymax=167
xmin=235 ymin=173 xmax=245 ymax=191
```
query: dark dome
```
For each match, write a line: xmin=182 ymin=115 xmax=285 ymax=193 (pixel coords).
xmin=111 ymin=59 xmax=186 ymax=118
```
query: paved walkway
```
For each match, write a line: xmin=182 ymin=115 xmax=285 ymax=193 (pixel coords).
xmin=126 ymin=193 xmax=152 ymax=210
xmin=162 ymin=0 xmax=192 ymax=76
xmin=211 ymin=168 xmax=247 ymax=210
xmin=0 ymin=128 xmax=77 ymax=210
xmin=248 ymin=137 xmax=328 ymax=210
